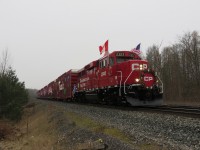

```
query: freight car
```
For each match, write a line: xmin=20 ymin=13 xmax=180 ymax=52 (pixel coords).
xmin=37 ymin=70 xmax=78 ymax=100
xmin=37 ymin=50 xmax=163 ymax=106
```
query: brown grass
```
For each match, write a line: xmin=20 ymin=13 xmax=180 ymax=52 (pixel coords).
xmin=0 ymin=102 xmax=61 ymax=150
xmin=0 ymin=120 xmax=14 ymax=140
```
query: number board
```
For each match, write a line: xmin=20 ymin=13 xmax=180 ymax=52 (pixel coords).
xmin=116 ymin=52 xmax=125 ymax=56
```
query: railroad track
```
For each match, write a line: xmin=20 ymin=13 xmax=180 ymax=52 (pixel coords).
xmin=133 ymin=105 xmax=200 ymax=117
xmin=77 ymin=103 xmax=200 ymax=117
xmin=38 ymin=98 xmax=200 ymax=117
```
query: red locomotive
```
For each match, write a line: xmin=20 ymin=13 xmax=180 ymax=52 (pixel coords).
xmin=37 ymin=44 xmax=163 ymax=106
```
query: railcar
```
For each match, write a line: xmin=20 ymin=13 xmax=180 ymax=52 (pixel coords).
xmin=37 ymin=70 xmax=78 ymax=101
xmin=37 ymin=50 xmax=163 ymax=106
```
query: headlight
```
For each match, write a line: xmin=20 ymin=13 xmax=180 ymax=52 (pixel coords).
xmin=135 ymin=78 xmax=140 ymax=82
xmin=140 ymin=64 xmax=143 ymax=70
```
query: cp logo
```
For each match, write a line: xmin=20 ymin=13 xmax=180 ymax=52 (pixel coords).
xmin=144 ymin=77 xmax=153 ymax=81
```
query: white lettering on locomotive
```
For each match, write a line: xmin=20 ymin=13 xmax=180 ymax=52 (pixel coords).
xmin=132 ymin=63 xmax=148 ymax=70
xmin=116 ymin=52 xmax=125 ymax=56
xmin=144 ymin=77 xmax=153 ymax=81
xmin=80 ymin=77 xmax=89 ymax=83
xmin=101 ymin=71 xmax=106 ymax=77
xmin=80 ymin=83 xmax=86 ymax=88
xmin=143 ymin=64 xmax=147 ymax=69
xmin=132 ymin=63 xmax=139 ymax=71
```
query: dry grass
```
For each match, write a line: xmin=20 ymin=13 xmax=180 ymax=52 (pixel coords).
xmin=0 ymin=120 xmax=14 ymax=140
xmin=0 ymin=102 xmax=61 ymax=150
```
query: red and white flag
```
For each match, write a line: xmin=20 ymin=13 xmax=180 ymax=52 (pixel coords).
xmin=99 ymin=40 xmax=108 ymax=55
xmin=131 ymin=43 xmax=141 ymax=55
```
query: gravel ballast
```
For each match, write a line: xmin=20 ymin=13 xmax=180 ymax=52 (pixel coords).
xmin=46 ymin=101 xmax=200 ymax=150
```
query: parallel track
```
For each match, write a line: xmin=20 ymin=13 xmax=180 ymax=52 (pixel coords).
xmin=38 ymin=98 xmax=200 ymax=118
xmin=75 ymin=103 xmax=200 ymax=118
xmin=139 ymin=105 xmax=200 ymax=117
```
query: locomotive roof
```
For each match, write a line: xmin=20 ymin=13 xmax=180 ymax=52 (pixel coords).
xmin=77 ymin=50 xmax=143 ymax=73
xmin=99 ymin=50 xmax=138 ymax=60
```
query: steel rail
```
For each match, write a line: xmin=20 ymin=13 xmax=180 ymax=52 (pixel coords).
xmin=38 ymin=98 xmax=200 ymax=117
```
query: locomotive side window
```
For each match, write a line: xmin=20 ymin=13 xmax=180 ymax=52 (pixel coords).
xmin=103 ymin=59 xmax=107 ymax=67
xmin=103 ymin=60 xmax=105 ymax=67
xmin=109 ymin=57 xmax=114 ymax=66
xmin=99 ymin=61 xmax=102 ymax=68
xmin=116 ymin=57 xmax=133 ymax=64
xmin=100 ymin=59 xmax=108 ymax=68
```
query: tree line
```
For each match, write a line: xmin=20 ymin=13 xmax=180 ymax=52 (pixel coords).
xmin=146 ymin=31 xmax=200 ymax=104
xmin=0 ymin=50 xmax=28 ymax=121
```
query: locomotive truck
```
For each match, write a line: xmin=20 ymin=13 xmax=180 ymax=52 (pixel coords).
xmin=37 ymin=50 xmax=163 ymax=106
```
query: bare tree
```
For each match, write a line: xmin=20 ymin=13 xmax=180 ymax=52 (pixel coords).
xmin=179 ymin=31 xmax=200 ymax=102
xmin=147 ymin=31 xmax=200 ymax=104
xmin=146 ymin=44 xmax=161 ymax=76
xmin=0 ymin=48 xmax=10 ymax=76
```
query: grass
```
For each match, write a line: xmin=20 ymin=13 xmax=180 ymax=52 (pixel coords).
xmin=0 ymin=102 xmax=61 ymax=150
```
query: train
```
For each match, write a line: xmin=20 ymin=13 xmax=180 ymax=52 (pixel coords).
xmin=37 ymin=48 xmax=163 ymax=106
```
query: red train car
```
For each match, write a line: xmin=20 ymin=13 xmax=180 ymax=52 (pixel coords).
xmin=37 ymin=85 xmax=48 ymax=99
xmin=37 ymin=69 xmax=78 ymax=101
xmin=53 ymin=69 xmax=78 ymax=100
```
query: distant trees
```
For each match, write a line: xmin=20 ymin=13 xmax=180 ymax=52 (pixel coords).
xmin=0 ymin=50 xmax=28 ymax=121
xmin=146 ymin=31 xmax=200 ymax=104
xmin=146 ymin=45 xmax=161 ymax=76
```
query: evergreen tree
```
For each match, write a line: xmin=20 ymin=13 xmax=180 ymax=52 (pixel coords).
xmin=0 ymin=67 xmax=28 ymax=121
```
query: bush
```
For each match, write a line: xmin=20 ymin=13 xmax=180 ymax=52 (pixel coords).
xmin=0 ymin=67 xmax=28 ymax=121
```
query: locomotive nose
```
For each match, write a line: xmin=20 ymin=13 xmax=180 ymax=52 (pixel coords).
xmin=143 ymin=73 xmax=155 ymax=87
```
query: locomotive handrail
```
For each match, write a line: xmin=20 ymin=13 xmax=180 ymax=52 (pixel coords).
xmin=124 ymin=70 xmax=134 ymax=94
xmin=117 ymin=71 xmax=122 ymax=96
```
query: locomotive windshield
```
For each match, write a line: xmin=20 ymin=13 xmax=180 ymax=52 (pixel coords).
xmin=116 ymin=57 xmax=133 ymax=64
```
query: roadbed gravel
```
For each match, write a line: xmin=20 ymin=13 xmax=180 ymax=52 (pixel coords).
xmin=41 ymin=100 xmax=200 ymax=150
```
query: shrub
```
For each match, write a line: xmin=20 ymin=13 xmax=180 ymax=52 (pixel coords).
xmin=0 ymin=67 xmax=28 ymax=121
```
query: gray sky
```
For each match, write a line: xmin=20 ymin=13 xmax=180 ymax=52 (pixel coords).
xmin=0 ymin=0 xmax=200 ymax=89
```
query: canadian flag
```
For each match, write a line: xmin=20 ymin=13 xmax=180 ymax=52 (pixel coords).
xmin=99 ymin=40 xmax=108 ymax=55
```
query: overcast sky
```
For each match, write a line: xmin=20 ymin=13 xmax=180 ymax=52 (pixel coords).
xmin=0 ymin=0 xmax=199 ymax=89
